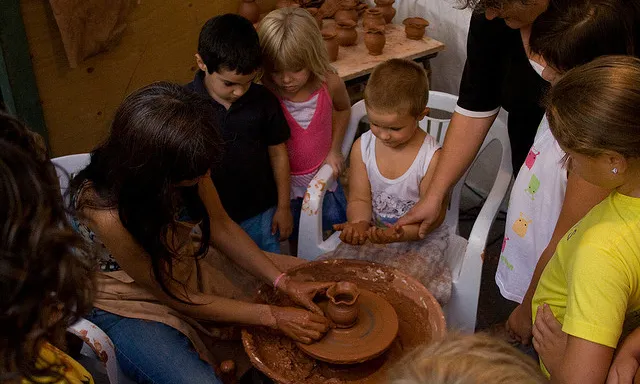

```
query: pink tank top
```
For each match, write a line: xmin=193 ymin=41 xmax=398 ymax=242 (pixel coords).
xmin=280 ymin=84 xmax=333 ymax=175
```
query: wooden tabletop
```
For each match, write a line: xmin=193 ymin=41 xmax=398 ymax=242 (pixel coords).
xmin=325 ymin=20 xmax=446 ymax=81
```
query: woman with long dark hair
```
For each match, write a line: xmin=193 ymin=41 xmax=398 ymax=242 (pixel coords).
xmin=70 ymin=82 xmax=330 ymax=384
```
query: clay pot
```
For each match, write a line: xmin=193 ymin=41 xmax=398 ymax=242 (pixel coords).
xmin=403 ymin=17 xmax=429 ymax=40
xmin=238 ymin=0 xmax=260 ymax=23
xmin=364 ymin=26 xmax=386 ymax=55
xmin=336 ymin=19 xmax=358 ymax=46
xmin=306 ymin=7 xmax=323 ymax=30
xmin=326 ymin=282 xmax=360 ymax=328
xmin=363 ymin=8 xmax=385 ymax=29
xmin=322 ymin=30 xmax=339 ymax=62
xmin=275 ymin=0 xmax=300 ymax=9
xmin=334 ymin=0 xmax=358 ymax=23
xmin=374 ymin=0 xmax=396 ymax=23
xmin=356 ymin=1 xmax=368 ymax=16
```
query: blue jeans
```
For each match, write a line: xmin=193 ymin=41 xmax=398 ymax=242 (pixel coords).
xmin=239 ymin=206 xmax=281 ymax=253
xmin=291 ymin=181 xmax=347 ymax=239
xmin=86 ymin=308 xmax=222 ymax=384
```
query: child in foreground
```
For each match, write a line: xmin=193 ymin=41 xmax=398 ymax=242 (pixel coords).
xmin=323 ymin=59 xmax=451 ymax=304
xmin=531 ymin=55 xmax=640 ymax=382
xmin=258 ymin=7 xmax=350 ymax=247
xmin=389 ymin=333 xmax=546 ymax=384
xmin=0 ymin=112 xmax=95 ymax=383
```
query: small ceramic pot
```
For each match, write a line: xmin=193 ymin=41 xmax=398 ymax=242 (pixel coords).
xmin=374 ymin=0 xmax=396 ymax=23
xmin=363 ymin=8 xmax=385 ymax=29
xmin=326 ymin=282 xmax=360 ymax=328
xmin=322 ymin=30 xmax=339 ymax=62
xmin=307 ymin=7 xmax=323 ymax=30
xmin=364 ymin=26 xmax=385 ymax=55
xmin=403 ymin=17 xmax=429 ymax=40
xmin=238 ymin=0 xmax=260 ymax=23
xmin=356 ymin=1 xmax=368 ymax=16
xmin=334 ymin=0 xmax=358 ymax=23
xmin=336 ymin=19 xmax=358 ymax=46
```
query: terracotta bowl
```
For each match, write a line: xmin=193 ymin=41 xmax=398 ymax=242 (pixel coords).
xmin=242 ymin=259 xmax=446 ymax=384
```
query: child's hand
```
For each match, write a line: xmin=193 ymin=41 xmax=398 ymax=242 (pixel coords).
xmin=607 ymin=351 xmax=640 ymax=384
xmin=532 ymin=303 xmax=567 ymax=376
xmin=368 ymin=226 xmax=404 ymax=244
xmin=272 ymin=207 xmax=293 ymax=241
xmin=323 ymin=150 xmax=345 ymax=177
xmin=334 ymin=221 xmax=370 ymax=245
xmin=506 ymin=304 xmax=533 ymax=345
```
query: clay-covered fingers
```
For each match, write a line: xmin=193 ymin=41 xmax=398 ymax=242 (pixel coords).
xmin=368 ymin=226 xmax=403 ymax=244
xmin=282 ymin=280 xmax=334 ymax=316
xmin=333 ymin=222 xmax=347 ymax=231
xmin=271 ymin=307 xmax=329 ymax=344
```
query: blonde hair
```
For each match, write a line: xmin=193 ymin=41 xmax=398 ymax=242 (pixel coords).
xmin=258 ymin=7 xmax=334 ymax=81
xmin=547 ymin=55 xmax=640 ymax=158
xmin=389 ymin=333 xmax=546 ymax=384
xmin=364 ymin=59 xmax=429 ymax=117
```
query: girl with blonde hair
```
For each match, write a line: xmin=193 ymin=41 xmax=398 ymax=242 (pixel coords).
xmin=258 ymin=8 xmax=351 ymax=246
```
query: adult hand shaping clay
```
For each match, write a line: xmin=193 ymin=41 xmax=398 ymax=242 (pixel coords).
xmin=269 ymin=306 xmax=329 ymax=344
xmin=277 ymin=278 xmax=333 ymax=316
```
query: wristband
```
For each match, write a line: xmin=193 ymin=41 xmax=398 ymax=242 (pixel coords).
xmin=273 ymin=272 xmax=287 ymax=289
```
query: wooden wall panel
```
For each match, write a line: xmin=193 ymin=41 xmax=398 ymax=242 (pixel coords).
xmin=20 ymin=0 xmax=276 ymax=156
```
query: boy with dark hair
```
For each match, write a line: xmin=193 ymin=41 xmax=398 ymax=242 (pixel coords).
xmin=187 ymin=14 xmax=292 ymax=253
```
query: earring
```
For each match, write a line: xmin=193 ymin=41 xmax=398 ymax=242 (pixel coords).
xmin=612 ymin=168 xmax=618 ymax=174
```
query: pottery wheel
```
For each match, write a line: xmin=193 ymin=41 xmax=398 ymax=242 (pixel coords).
xmin=296 ymin=289 xmax=399 ymax=364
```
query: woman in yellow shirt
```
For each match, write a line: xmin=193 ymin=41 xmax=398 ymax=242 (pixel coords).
xmin=0 ymin=112 xmax=94 ymax=384
xmin=531 ymin=56 xmax=640 ymax=383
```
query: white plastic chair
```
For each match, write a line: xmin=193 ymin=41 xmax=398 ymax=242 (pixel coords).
xmin=52 ymin=153 xmax=131 ymax=384
xmin=296 ymin=100 xmax=365 ymax=256
xmin=297 ymin=91 xmax=513 ymax=333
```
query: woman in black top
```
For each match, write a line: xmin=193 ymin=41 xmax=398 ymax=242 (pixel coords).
xmin=399 ymin=0 xmax=569 ymax=236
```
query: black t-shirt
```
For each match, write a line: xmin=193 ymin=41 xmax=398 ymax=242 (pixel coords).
xmin=186 ymin=71 xmax=290 ymax=222
xmin=457 ymin=13 xmax=550 ymax=172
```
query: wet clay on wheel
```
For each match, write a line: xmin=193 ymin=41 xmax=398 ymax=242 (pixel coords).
xmin=242 ymin=260 xmax=446 ymax=384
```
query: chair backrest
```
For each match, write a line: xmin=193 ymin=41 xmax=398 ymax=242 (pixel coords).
xmin=51 ymin=153 xmax=91 ymax=204
xmin=343 ymin=100 xmax=367 ymax=159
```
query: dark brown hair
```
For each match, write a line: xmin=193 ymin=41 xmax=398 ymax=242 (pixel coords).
xmin=547 ymin=55 xmax=640 ymax=158
xmin=0 ymin=116 xmax=94 ymax=381
xmin=70 ymin=82 xmax=222 ymax=302
xmin=530 ymin=0 xmax=635 ymax=73
xmin=364 ymin=59 xmax=429 ymax=117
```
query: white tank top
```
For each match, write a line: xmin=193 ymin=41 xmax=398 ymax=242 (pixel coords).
xmin=495 ymin=116 xmax=567 ymax=303
xmin=360 ymin=130 xmax=440 ymax=227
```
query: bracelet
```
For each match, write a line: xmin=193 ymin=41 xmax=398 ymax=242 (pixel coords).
xmin=273 ymin=272 xmax=287 ymax=289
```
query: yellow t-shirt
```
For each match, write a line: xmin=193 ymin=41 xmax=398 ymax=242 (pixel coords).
xmin=21 ymin=343 xmax=94 ymax=384
xmin=532 ymin=192 xmax=640 ymax=374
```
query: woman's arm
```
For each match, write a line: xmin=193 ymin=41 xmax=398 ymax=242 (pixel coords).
xmin=84 ymin=207 xmax=276 ymax=326
xmin=507 ymin=171 xmax=611 ymax=343
xmin=198 ymin=175 xmax=283 ymax=284
xmin=325 ymin=72 xmax=351 ymax=175
xmin=397 ymin=112 xmax=496 ymax=237
xmin=85 ymin=203 xmax=329 ymax=342
xmin=198 ymin=176 xmax=330 ymax=315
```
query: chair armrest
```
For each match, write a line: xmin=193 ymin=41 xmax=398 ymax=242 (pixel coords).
xmin=68 ymin=318 xmax=123 ymax=384
xmin=297 ymin=164 xmax=337 ymax=260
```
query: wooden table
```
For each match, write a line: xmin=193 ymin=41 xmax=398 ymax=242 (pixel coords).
xmin=324 ymin=20 xmax=445 ymax=100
